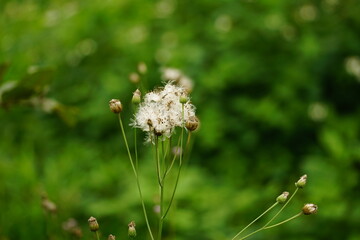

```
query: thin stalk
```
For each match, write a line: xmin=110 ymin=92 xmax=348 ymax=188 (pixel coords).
xmin=236 ymin=187 xmax=300 ymax=240
xmin=134 ymin=128 xmax=138 ymax=171
xmin=156 ymin=138 xmax=164 ymax=240
xmin=117 ymin=114 xmax=154 ymax=240
xmin=263 ymin=212 xmax=303 ymax=229
xmin=238 ymin=212 xmax=303 ymax=240
xmin=163 ymin=136 xmax=181 ymax=180
xmin=161 ymin=104 xmax=185 ymax=220
xmin=95 ymin=231 xmax=100 ymax=240
xmin=231 ymin=202 xmax=278 ymax=240
xmin=155 ymin=137 xmax=163 ymax=187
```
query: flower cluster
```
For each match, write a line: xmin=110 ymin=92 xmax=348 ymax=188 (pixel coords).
xmin=131 ymin=83 xmax=196 ymax=142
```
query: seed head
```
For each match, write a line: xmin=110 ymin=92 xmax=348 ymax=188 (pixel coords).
xmin=276 ymin=191 xmax=289 ymax=204
xmin=88 ymin=216 xmax=99 ymax=232
xmin=295 ymin=174 xmax=307 ymax=188
xmin=302 ymin=203 xmax=318 ymax=215
xmin=128 ymin=221 xmax=136 ymax=238
xmin=109 ymin=99 xmax=123 ymax=113
xmin=185 ymin=116 xmax=199 ymax=131
xmin=131 ymin=83 xmax=196 ymax=143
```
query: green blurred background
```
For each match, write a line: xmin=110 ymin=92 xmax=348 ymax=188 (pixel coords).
xmin=1 ymin=0 xmax=360 ymax=239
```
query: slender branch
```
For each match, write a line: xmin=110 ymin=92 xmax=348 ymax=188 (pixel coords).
xmin=263 ymin=212 xmax=303 ymax=229
xmin=155 ymin=137 xmax=163 ymax=187
xmin=161 ymin=104 xmax=185 ymax=220
xmin=231 ymin=202 xmax=278 ymax=240
xmin=117 ymin=114 xmax=154 ymax=240
xmin=157 ymin=138 xmax=164 ymax=240
xmin=163 ymin=136 xmax=181 ymax=180
xmin=238 ymin=212 xmax=303 ymax=240
xmin=134 ymin=128 xmax=138 ymax=171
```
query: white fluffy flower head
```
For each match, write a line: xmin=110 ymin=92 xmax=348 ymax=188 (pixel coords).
xmin=131 ymin=83 xmax=196 ymax=142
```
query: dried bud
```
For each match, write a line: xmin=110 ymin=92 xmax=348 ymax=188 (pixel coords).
xmin=128 ymin=221 xmax=136 ymax=238
xmin=295 ymin=174 xmax=307 ymax=188
xmin=88 ymin=216 xmax=99 ymax=232
xmin=185 ymin=116 xmax=199 ymax=131
xmin=138 ymin=62 xmax=147 ymax=74
xmin=62 ymin=218 xmax=83 ymax=238
xmin=108 ymin=234 xmax=116 ymax=240
xmin=41 ymin=195 xmax=57 ymax=214
xmin=179 ymin=94 xmax=188 ymax=104
xmin=302 ymin=203 xmax=318 ymax=215
xmin=129 ymin=72 xmax=140 ymax=84
xmin=276 ymin=191 xmax=289 ymax=204
xmin=132 ymin=89 xmax=141 ymax=104
xmin=109 ymin=99 xmax=123 ymax=113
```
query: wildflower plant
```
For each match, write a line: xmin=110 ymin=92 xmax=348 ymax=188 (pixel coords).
xmin=101 ymin=65 xmax=317 ymax=240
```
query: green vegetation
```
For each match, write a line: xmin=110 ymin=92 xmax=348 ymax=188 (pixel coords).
xmin=1 ymin=0 xmax=360 ymax=239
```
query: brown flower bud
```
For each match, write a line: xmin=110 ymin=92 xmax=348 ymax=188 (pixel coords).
xmin=295 ymin=174 xmax=307 ymax=188
xmin=109 ymin=99 xmax=123 ymax=113
xmin=302 ymin=203 xmax=318 ymax=215
xmin=88 ymin=216 xmax=99 ymax=232
xmin=185 ymin=116 xmax=199 ymax=131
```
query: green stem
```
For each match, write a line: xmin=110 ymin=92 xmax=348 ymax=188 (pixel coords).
xmin=263 ymin=212 xmax=303 ymax=229
xmin=163 ymin=136 xmax=181 ymax=180
xmin=161 ymin=104 xmax=185 ymax=220
xmin=95 ymin=231 xmax=100 ymax=240
xmin=156 ymin=138 xmax=164 ymax=240
xmin=118 ymin=114 xmax=154 ymax=240
xmin=237 ymin=187 xmax=300 ymax=240
xmin=155 ymin=137 xmax=163 ymax=187
xmin=134 ymin=128 xmax=139 ymax=171
xmin=238 ymin=212 xmax=303 ymax=240
xmin=231 ymin=202 xmax=278 ymax=240
xmin=158 ymin=182 xmax=164 ymax=240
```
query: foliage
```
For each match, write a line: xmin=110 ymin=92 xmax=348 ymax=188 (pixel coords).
xmin=1 ymin=0 xmax=360 ymax=239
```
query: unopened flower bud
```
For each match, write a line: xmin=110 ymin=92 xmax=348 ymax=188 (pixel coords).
xmin=108 ymin=234 xmax=116 ymax=240
xmin=88 ymin=216 xmax=99 ymax=232
xmin=179 ymin=94 xmax=188 ymax=104
xmin=295 ymin=174 xmax=307 ymax=188
xmin=302 ymin=203 xmax=318 ymax=215
xmin=128 ymin=221 xmax=136 ymax=238
xmin=185 ymin=116 xmax=199 ymax=131
xmin=109 ymin=99 xmax=123 ymax=113
xmin=276 ymin=191 xmax=289 ymax=204
xmin=132 ymin=89 xmax=141 ymax=104
xmin=138 ymin=62 xmax=147 ymax=74
xmin=129 ymin=72 xmax=140 ymax=84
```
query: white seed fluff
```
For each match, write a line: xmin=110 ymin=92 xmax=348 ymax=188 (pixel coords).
xmin=131 ymin=83 xmax=196 ymax=142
